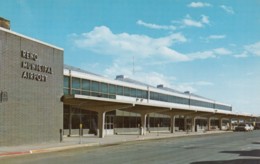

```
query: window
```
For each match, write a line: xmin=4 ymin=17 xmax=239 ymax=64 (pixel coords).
xmin=82 ymin=79 xmax=90 ymax=90
xmin=72 ymin=77 xmax=80 ymax=89
xmin=136 ymin=90 xmax=142 ymax=98
xmin=142 ymin=90 xmax=147 ymax=99
xmin=130 ymin=88 xmax=136 ymax=97
xmin=117 ymin=86 xmax=123 ymax=95
xmin=124 ymin=87 xmax=131 ymax=96
xmin=91 ymin=81 xmax=99 ymax=92
xmin=72 ymin=89 xmax=80 ymax=94
xmin=63 ymin=88 xmax=69 ymax=95
xmin=64 ymin=76 xmax=70 ymax=88
xmin=109 ymin=84 xmax=116 ymax=95
xmin=82 ymin=91 xmax=90 ymax=96
xmin=101 ymin=83 xmax=108 ymax=94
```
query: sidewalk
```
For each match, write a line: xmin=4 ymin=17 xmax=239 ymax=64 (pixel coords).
xmin=0 ymin=130 xmax=232 ymax=157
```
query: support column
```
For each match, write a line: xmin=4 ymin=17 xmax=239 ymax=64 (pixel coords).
xmin=207 ymin=117 xmax=211 ymax=131
xmin=140 ymin=113 xmax=147 ymax=135
xmin=98 ymin=111 xmax=106 ymax=138
xmin=229 ymin=118 xmax=232 ymax=130
xmin=219 ymin=118 xmax=223 ymax=130
xmin=170 ymin=115 xmax=175 ymax=133
xmin=147 ymin=114 xmax=150 ymax=133
xmin=191 ymin=117 xmax=196 ymax=132
xmin=184 ymin=116 xmax=187 ymax=131
xmin=68 ymin=106 xmax=72 ymax=137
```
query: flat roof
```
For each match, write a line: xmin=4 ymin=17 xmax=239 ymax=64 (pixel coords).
xmin=0 ymin=27 xmax=63 ymax=51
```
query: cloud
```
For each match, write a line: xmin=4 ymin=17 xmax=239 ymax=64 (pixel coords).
xmin=189 ymin=51 xmax=215 ymax=60
xmin=234 ymin=51 xmax=248 ymax=58
xmin=181 ymin=15 xmax=210 ymax=28
xmin=201 ymin=15 xmax=210 ymax=24
xmin=187 ymin=2 xmax=212 ymax=8
xmin=104 ymin=60 xmax=198 ymax=93
xmin=213 ymin=48 xmax=232 ymax=55
xmin=196 ymin=81 xmax=214 ymax=86
xmin=72 ymin=26 xmax=189 ymax=61
xmin=136 ymin=20 xmax=176 ymax=30
xmin=188 ymin=48 xmax=232 ymax=60
xmin=244 ymin=42 xmax=260 ymax=56
xmin=71 ymin=26 xmax=234 ymax=63
xmin=220 ymin=5 xmax=235 ymax=14
xmin=208 ymin=35 xmax=226 ymax=40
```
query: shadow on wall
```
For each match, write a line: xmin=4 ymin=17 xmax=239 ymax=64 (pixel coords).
xmin=191 ymin=149 xmax=260 ymax=164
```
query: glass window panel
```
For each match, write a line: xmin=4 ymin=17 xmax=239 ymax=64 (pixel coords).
xmin=109 ymin=95 xmax=116 ymax=99
xmin=82 ymin=79 xmax=90 ymax=90
xmin=82 ymin=91 xmax=90 ymax=96
xmin=64 ymin=76 xmax=70 ymax=88
xmin=130 ymin=88 xmax=136 ymax=97
xmin=153 ymin=92 xmax=159 ymax=100
xmin=124 ymin=87 xmax=130 ymax=96
xmin=91 ymin=81 xmax=99 ymax=92
xmin=109 ymin=84 xmax=116 ymax=94
xmin=101 ymin=83 xmax=108 ymax=93
xmin=72 ymin=89 xmax=80 ymax=94
xmin=142 ymin=91 xmax=147 ymax=99
xmin=91 ymin=92 xmax=100 ymax=97
xmin=117 ymin=86 xmax=123 ymax=95
xmin=102 ymin=94 xmax=108 ymax=98
xmin=72 ymin=77 xmax=80 ymax=89
xmin=63 ymin=88 xmax=69 ymax=95
xmin=136 ymin=90 xmax=142 ymax=98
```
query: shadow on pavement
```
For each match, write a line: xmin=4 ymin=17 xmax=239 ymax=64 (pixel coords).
xmin=191 ymin=149 xmax=260 ymax=164
xmin=220 ymin=149 xmax=260 ymax=157
xmin=252 ymin=142 xmax=260 ymax=144
xmin=191 ymin=159 xmax=260 ymax=164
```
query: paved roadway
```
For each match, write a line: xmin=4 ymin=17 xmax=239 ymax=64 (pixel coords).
xmin=1 ymin=131 xmax=260 ymax=164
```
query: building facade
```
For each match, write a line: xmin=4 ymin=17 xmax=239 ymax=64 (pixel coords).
xmin=0 ymin=26 xmax=63 ymax=146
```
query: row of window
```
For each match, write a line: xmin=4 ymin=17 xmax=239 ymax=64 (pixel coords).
xmin=150 ymin=91 xmax=230 ymax=110
xmin=64 ymin=76 xmax=148 ymax=99
xmin=150 ymin=92 xmax=189 ymax=105
xmin=64 ymin=76 xmax=231 ymax=111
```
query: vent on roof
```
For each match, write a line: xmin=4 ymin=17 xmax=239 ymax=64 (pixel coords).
xmin=157 ymin=84 xmax=164 ymax=88
xmin=116 ymin=75 xmax=125 ymax=80
xmin=0 ymin=17 xmax=10 ymax=30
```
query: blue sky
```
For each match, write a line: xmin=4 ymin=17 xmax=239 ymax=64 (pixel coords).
xmin=1 ymin=0 xmax=260 ymax=115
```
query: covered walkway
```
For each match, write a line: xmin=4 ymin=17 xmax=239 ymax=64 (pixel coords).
xmin=62 ymin=94 xmax=256 ymax=138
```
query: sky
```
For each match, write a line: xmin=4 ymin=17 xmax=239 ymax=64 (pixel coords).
xmin=1 ymin=0 xmax=260 ymax=115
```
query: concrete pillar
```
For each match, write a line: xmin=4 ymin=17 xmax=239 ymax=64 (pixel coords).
xmin=184 ymin=116 xmax=187 ymax=131
xmin=140 ymin=113 xmax=147 ymax=135
xmin=207 ymin=117 xmax=211 ymax=131
xmin=229 ymin=118 xmax=232 ymax=130
xmin=98 ymin=111 xmax=106 ymax=138
xmin=170 ymin=115 xmax=175 ymax=133
xmin=219 ymin=118 xmax=223 ymax=130
xmin=68 ymin=106 xmax=72 ymax=137
xmin=191 ymin=117 xmax=196 ymax=132
xmin=147 ymin=114 xmax=150 ymax=133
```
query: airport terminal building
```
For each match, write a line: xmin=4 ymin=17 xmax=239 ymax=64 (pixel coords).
xmin=0 ymin=18 xmax=255 ymax=146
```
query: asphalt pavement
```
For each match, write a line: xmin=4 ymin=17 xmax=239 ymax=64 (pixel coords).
xmin=0 ymin=130 xmax=230 ymax=157
xmin=1 ymin=130 xmax=260 ymax=164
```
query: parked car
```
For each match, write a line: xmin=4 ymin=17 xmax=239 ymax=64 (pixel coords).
xmin=249 ymin=124 xmax=254 ymax=131
xmin=234 ymin=123 xmax=252 ymax=131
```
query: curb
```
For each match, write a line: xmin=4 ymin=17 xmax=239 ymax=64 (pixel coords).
xmin=0 ymin=131 xmax=232 ymax=157
xmin=30 ymin=143 xmax=100 ymax=154
xmin=0 ymin=151 xmax=31 ymax=157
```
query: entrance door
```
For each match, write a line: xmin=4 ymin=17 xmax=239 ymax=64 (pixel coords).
xmin=105 ymin=115 xmax=114 ymax=135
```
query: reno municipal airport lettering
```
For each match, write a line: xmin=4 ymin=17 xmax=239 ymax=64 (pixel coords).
xmin=21 ymin=50 xmax=53 ymax=82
